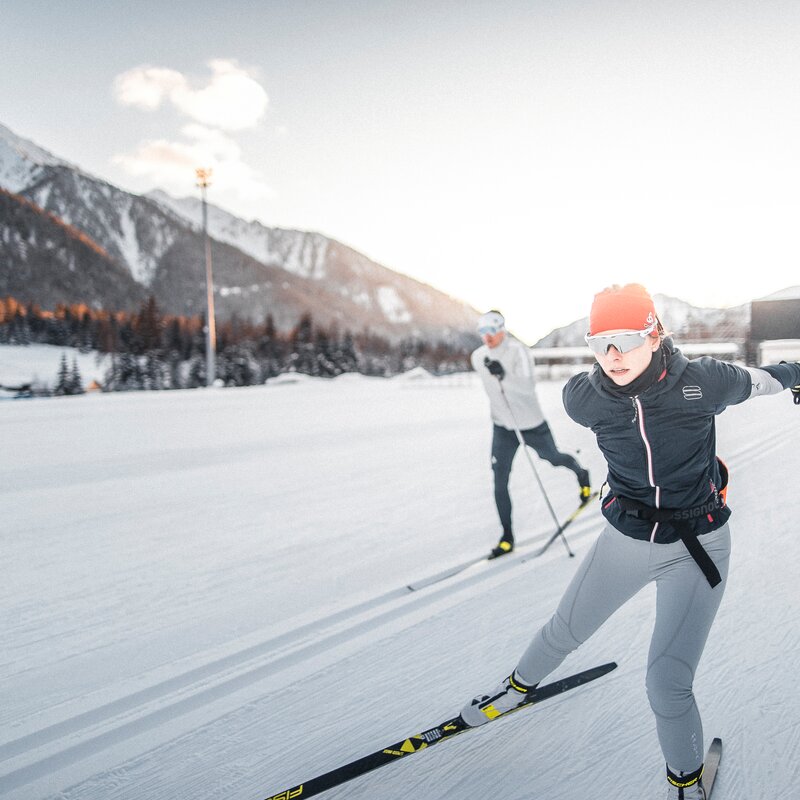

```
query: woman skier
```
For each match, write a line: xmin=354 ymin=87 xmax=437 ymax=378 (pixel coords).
xmin=459 ymin=283 xmax=800 ymax=798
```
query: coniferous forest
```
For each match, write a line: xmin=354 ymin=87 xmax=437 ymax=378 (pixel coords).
xmin=0 ymin=296 xmax=476 ymax=395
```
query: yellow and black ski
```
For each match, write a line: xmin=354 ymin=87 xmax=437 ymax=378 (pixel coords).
xmin=263 ymin=661 xmax=617 ymax=800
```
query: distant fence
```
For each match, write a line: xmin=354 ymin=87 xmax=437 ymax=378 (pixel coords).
xmin=758 ymin=339 xmax=800 ymax=363
xmin=530 ymin=342 xmax=744 ymax=379
xmin=398 ymin=338 xmax=800 ymax=385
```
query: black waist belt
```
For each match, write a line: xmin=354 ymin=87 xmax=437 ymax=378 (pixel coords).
xmin=617 ymin=496 xmax=722 ymax=588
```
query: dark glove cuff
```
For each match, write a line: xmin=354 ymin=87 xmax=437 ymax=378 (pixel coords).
xmin=761 ymin=362 xmax=800 ymax=390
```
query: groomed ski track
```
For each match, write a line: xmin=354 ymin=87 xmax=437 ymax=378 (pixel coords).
xmin=2 ymin=375 xmax=799 ymax=799
xmin=0 ymin=498 xmax=603 ymax=797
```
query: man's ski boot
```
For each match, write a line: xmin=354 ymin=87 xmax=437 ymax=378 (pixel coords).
xmin=577 ymin=469 xmax=592 ymax=505
xmin=666 ymin=764 xmax=707 ymax=799
xmin=459 ymin=671 xmax=537 ymax=727
xmin=490 ymin=533 xmax=514 ymax=558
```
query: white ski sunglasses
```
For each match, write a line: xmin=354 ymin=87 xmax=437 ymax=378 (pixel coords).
xmin=584 ymin=323 xmax=657 ymax=355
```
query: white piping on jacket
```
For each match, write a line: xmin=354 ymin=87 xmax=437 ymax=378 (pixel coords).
xmin=634 ymin=396 xmax=660 ymax=543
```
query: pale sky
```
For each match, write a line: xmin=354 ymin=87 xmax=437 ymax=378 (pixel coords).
xmin=3 ymin=0 xmax=800 ymax=343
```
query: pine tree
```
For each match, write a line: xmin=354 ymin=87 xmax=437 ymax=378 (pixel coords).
xmin=187 ymin=354 xmax=206 ymax=388
xmin=9 ymin=307 xmax=31 ymax=345
xmin=77 ymin=310 xmax=95 ymax=353
xmin=70 ymin=357 xmax=84 ymax=394
xmin=136 ymin=296 xmax=163 ymax=353
xmin=54 ymin=353 xmax=71 ymax=395
xmin=144 ymin=351 xmax=166 ymax=390
xmin=339 ymin=332 xmax=359 ymax=373
xmin=290 ymin=313 xmax=317 ymax=375
xmin=106 ymin=352 xmax=144 ymax=391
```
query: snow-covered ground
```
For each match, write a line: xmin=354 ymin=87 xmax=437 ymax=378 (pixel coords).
xmin=0 ymin=344 xmax=110 ymax=393
xmin=2 ymin=369 xmax=798 ymax=800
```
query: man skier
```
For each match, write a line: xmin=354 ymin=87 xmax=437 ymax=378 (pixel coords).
xmin=471 ymin=310 xmax=591 ymax=557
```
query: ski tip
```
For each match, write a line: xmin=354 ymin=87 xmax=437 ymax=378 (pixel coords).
xmin=573 ymin=661 xmax=618 ymax=682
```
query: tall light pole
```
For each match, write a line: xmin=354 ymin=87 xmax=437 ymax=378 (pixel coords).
xmin=196 ymin=168 xmax=216 ymax=386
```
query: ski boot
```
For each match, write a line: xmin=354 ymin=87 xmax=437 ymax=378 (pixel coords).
xmin=459 ymin=671 xmax=537 ymax=727
xmin=577 ymin=469 xmax=592 ymax=505
xmin=666 ymin=764 xmax=706 ymax=799
xmin=490 ymin=533 xmax=514 ymax=558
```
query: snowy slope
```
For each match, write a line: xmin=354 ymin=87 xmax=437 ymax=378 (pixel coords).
xmin=0 ymin=122 xmax=73 ymax=192
xmin=1 ymin=373 xmax=798 ymax=799
xmin=145 ymin=188 xmax=476 ymax=338
xmin=0 ymin=344 xmax=110 ymax=391
xmin=147 ymin=189 xmax=331 ymax=280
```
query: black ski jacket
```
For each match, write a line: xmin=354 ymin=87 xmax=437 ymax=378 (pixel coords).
xmin=562 ymin=340 xmax=753 ymax=544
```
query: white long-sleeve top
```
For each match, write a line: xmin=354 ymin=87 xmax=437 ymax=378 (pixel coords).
xmin=471 ymin=336 xmax=546 ymax=431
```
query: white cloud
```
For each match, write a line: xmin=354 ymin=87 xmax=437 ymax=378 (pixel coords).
xmin=114 ymin=138 xmax=199 ymax=175
xmin=113 ymin=129 xmax=274 ymax=213
xmin=113 ymin=60 xmax=274 ymax=218
xmin=180 ymin=123 xmax=242 ymax=160
xmin=113 ymin=126 xmax=247 ymax=181
xmin=113 ymin=59 xmax=268 ymax=131
xmin=113 ymin=67 xmax=186 ymax=111
xmin=172 ymin=59 xmax=268 ymax=131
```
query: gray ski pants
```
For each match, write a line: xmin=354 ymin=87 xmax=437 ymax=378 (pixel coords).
xmin=516 ymin=522 xmax=730 ymax=772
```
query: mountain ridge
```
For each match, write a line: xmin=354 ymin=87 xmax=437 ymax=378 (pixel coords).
xmin=534 ymin=286 xmax=800 ymax=348
xmin=3 ymin=121 xmax=797 ymax=348
xmin=0 ymin=121 xmax=478 ymax=343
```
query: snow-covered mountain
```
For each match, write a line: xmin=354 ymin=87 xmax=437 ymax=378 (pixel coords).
xmin=535 ymin=293 xmax=752 ymax=347
xmin=0 ymin=122 xmax=75 ymax=192
xmin=19 ymin=167 xmax=180 ymax=287
xmin=147 ymin=189 xmax=331 ymax=281
xmin=0 ymin=122 xmax=479 ymax=342
xmin=0 ymin=188 xmax=146 ymax=310
xmin=146 ymin=188 xmax=460 ymax=329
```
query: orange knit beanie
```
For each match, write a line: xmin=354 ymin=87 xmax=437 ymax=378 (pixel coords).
xmin=589 ymin=284 xmax=658 ymax=336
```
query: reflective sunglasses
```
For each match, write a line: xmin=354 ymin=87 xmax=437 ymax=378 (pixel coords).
xmin=584 ymin=324 xmax=656 ymax=355
xmin=478 ymin=325 xmax=503 ymax=336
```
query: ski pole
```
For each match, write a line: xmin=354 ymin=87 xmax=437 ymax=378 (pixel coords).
xmin=494 ymin=377 xmax=575 ymax=558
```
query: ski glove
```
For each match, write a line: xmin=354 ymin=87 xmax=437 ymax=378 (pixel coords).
xmin=484 ymin=358 xmax=505 ymax=380
xmin=780 ymin=361 xmax=800 ymax=405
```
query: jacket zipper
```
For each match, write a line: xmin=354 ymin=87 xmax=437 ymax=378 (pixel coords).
xmin=632 ymin=395 xmax=660 ymax=542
